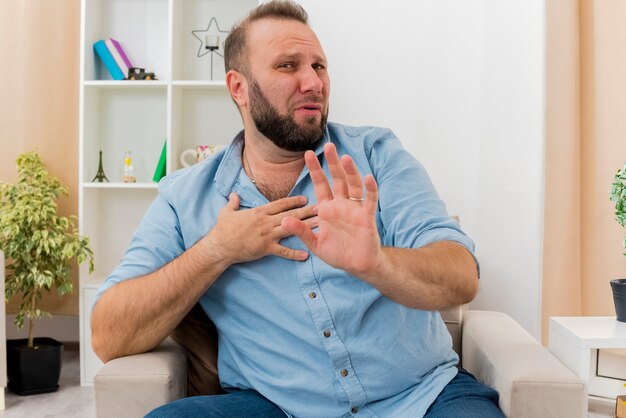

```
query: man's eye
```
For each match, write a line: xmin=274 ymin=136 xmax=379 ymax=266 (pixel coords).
xmin=278 ymin=63 xmax=295 ymax=69
xmin=313 ymin=63 xmax=326 ymax=70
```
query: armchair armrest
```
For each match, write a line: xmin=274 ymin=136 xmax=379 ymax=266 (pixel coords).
xmin=94 ymin=337 xmax=188 ymax=418
xmin=462 ymin=310 xmax=586 ymax=418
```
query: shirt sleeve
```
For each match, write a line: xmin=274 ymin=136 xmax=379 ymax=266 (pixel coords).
xmin=93 ymin=193 xmax=186 ymax=305
xmin=364 ymin=129 xmax=477 ymax=263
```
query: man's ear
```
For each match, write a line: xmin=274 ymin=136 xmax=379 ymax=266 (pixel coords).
xmin=226 ymin=70 xmax=247 ymax=107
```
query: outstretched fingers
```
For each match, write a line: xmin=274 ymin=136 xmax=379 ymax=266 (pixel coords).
xmin=305 ymin=150 xmax=333 ymax=202
xmin=341 ymin=155 xmax=364 ymax=200
xmin=364 ymin=175 xmax=378 ymax=215
xmin=324 ymin=143 xmax=349 ymax=198
xmin=306 ymin=145 xmax=369 ymax=204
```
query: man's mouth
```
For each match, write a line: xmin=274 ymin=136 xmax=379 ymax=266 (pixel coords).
xmin=296 ymin=104 xmax=322 ymax=114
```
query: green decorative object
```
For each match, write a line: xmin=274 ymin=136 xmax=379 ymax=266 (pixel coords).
xmin=0 ymin=151 xmax=94 ymax=348
xmin=153 ymin=139 xmax=167 ymax=182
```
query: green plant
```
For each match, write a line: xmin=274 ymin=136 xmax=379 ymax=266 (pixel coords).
xmin=611 ymin=162 xmax=626 ymax=256
xmin=0 ymin=151 xmax=94 ymax=348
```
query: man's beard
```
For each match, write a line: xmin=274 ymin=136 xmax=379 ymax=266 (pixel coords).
xmin=248 ymin=78 xmax=327 ymax=152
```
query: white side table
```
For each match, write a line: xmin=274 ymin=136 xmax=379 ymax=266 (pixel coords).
xmin=549 ymin=316 xmax=626 ymax=402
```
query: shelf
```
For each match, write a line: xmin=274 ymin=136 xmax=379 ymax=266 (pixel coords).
xmin=172 ymin=80 xmax=227 ymax=89
xmin=83 ymin=80 xmax=226 ymax=90
xmin=83 ymin=182 xmax=158 ymax=189
xmin=83 ymin=0 xmax=170 ymax=81
xmin=82 ymin=88 xmax=167 ymax=183
xmin=84 ymin=81 xmax=168 ymax=88
xmin=79 ymin=0 xmax=258 ymax=386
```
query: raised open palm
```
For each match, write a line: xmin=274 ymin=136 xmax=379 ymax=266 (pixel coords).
xmin=282 ymin=143 xmax=383 ymax=277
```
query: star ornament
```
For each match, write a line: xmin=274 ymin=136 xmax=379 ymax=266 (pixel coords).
xmin=191 ymin=17 xmax=230 ymax=58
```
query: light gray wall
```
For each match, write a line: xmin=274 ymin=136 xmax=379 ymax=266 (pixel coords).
xmin=6 ymin=315 xmax=79 ymax=342
xmin=299 ymin=0 xmax=546 ymax=338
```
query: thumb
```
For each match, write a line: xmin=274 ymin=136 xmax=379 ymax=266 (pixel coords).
xmin=226 ymin=192 xmax=240 ymax=211
xmin=282 ymin=217 xmax=318 ymax=252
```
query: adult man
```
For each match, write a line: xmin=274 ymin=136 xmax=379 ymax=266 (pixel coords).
xmin=92 ymin=1 xmax=504 ymax=417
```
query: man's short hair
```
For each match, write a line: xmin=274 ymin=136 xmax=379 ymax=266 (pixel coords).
xmin=224 ymin=0 xmax=309 ymax=75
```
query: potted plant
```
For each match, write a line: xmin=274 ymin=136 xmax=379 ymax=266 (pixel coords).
xmin=610 ymin=161 xmax=626 ymax=322
xmin=0 ymin=151 xmax=94 ymax=395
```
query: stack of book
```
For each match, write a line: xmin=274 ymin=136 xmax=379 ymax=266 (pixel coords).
xmin=93 ymin=38 xmax=133 ymax=80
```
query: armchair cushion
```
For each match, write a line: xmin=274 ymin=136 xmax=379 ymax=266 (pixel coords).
xmin=94 ymin=337 xmax=187 ymax=418
xmin=462 ymin=310 xmax=586 ymax=418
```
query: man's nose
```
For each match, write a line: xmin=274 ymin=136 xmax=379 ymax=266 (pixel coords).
xmin=299 ymin=67 xmax=324 ymax=94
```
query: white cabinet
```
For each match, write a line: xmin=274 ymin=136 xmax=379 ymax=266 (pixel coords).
xmin=79 ymin=0 xmax=257 ymax=385
xmin=549 ymin=316 xmax=626 ymax=402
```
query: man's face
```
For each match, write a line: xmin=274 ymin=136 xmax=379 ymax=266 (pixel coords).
xmin=247 ymin=75 xmax=327 ymax=152
xmin=244 ymin=19 xmax=330 ymax=151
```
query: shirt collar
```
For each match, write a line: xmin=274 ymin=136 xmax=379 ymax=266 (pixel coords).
xmin=214 ymin=127 xmax=331 ymax=202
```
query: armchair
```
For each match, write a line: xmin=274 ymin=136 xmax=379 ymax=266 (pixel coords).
xmin=94 ymin=306 xmax=586 ymax=418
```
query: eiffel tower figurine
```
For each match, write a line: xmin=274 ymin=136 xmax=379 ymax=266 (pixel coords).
xmin=92 ymin=150 xmax=109 ymax=182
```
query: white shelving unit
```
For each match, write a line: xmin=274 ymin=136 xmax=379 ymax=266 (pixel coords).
xmin=78 ymin=0 xmax=257 ymax=385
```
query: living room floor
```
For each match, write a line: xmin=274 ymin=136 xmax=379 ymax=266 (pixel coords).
xmin=0 ymin=343 xmax=94 ymax=418
xmin=589 ymin=398 xmax=616 ymax=418
xmin=0 ymin=343 xmax=615 ymax=418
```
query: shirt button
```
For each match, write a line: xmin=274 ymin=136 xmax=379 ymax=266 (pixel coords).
xmin=351 ymin=406 xmax=359 ymax=414
xmin=323 ymin=330 xmax=331 ymax=338
xmin=340 ymin=369 xmax=349 ymax=377
xmin=308 ymin=292 xmax=317 ymax=299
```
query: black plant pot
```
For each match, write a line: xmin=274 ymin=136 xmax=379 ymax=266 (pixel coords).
xmin=611 ymin=279 xmax=626 ymax=323
xmin=6 ymin=337 xmax=63 ymax=395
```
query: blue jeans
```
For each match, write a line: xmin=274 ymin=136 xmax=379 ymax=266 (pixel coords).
xmin=424 ymin=368 xmax=504 ymax=417
xmin=146 ymin=368 xmax=503 ymax=417
xmin=144 ymin=390 xmax=287 ymax=417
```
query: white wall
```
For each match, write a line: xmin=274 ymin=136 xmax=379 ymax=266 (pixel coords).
xmin=6 ymin=315 xmax=79 ymax=342
xmin=300 ymin=0 xmax=546 ymax=338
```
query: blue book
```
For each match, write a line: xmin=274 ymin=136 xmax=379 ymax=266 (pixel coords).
xmin=93 ymin=40 xmax=124 ymax=80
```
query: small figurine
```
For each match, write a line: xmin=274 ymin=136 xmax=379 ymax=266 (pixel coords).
xmin=128 ymin=67 xmax=157 ymax=80
xmin=92 ymin=150 xmax=109 ymax=182
xmin=122 ymin=150 xmax=136 ymax=183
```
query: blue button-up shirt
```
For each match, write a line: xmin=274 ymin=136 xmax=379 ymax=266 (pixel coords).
xmin=96 ymin=123 xmax=476 ymax=418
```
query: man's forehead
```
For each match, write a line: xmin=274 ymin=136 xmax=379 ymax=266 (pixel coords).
xmin=247 ymin=18 xmax=325 ymax=58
